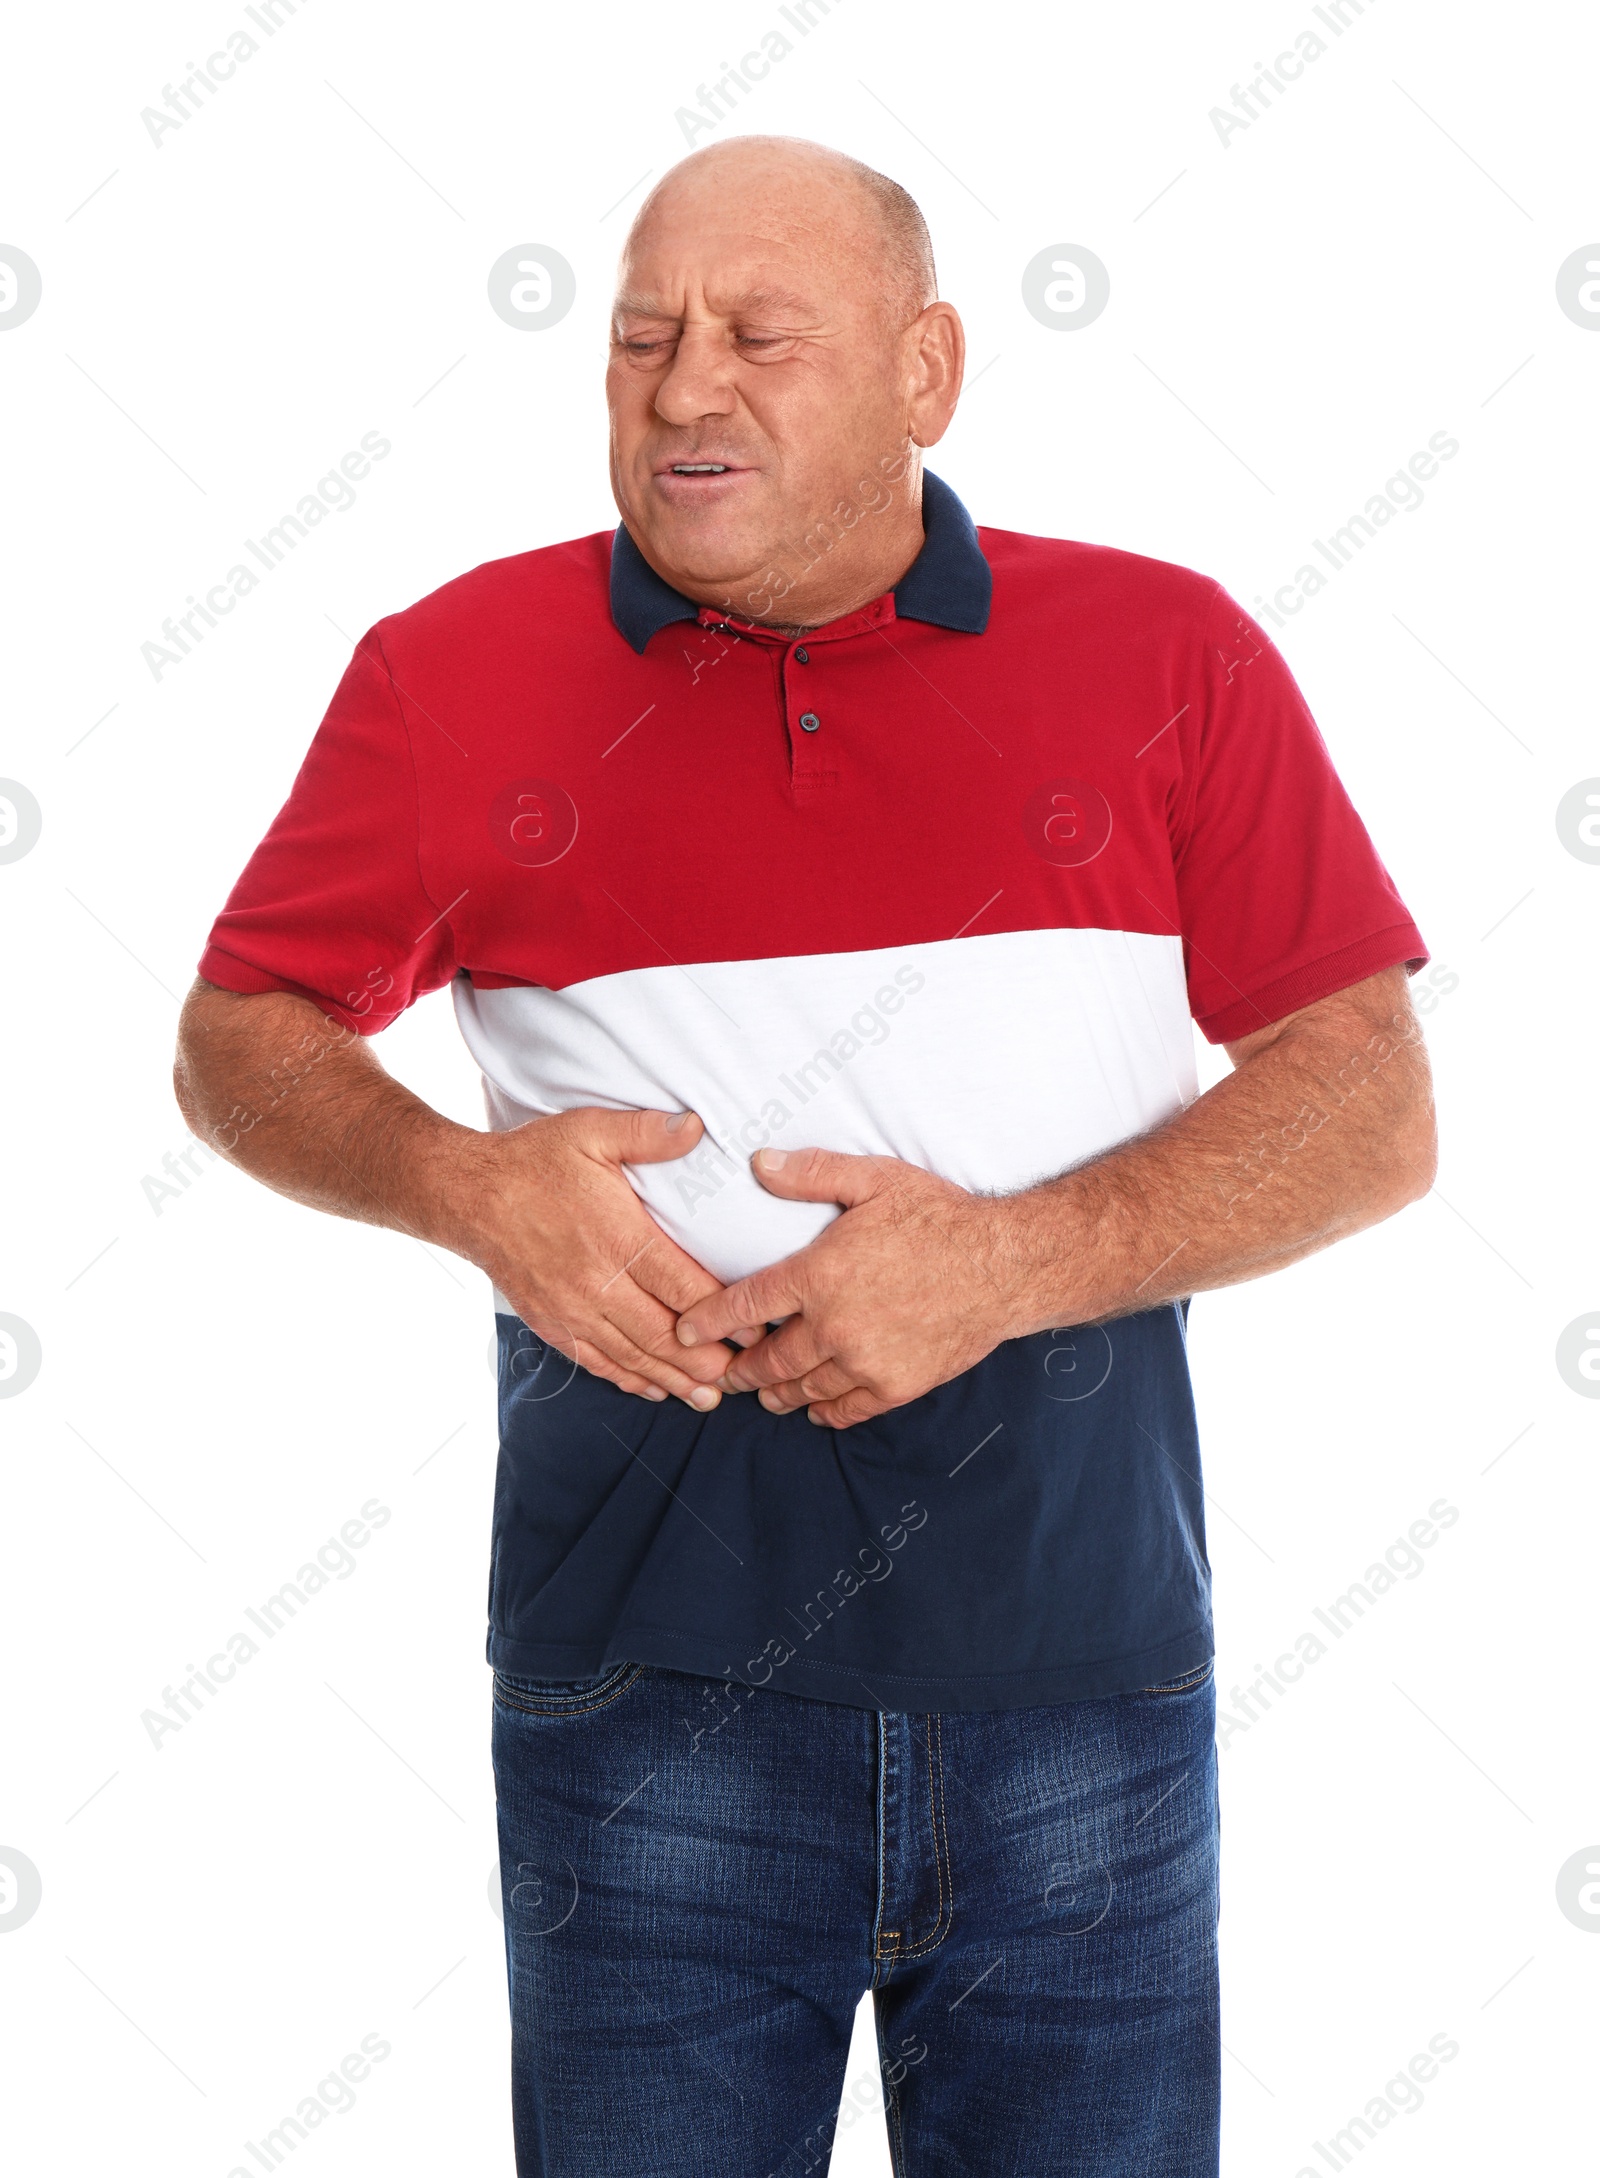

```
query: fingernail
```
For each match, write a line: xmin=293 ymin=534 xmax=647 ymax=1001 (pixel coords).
xmin=688 ymin=1385 xmax=720 ymax=1411
xmin=759 ymin=1389 xmax=785 ymax=1412
xmin=723 ymin=1370 xmax=750 ymax=1393
xmin=665 ymin=1110 xmax=691 ymax=1133
xmin=756 ymin=1148 xmax=787 ymax=1171
xmin=676 ymin=1322 xmax=699 ymax=1346
xmin=644 ymin=1387 xmax=668 ymax=1401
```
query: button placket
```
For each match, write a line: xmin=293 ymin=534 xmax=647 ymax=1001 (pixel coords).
xmin=785 ymin=638 xmax=831 ymax=789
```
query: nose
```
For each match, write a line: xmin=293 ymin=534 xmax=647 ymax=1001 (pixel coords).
xmin=652 ymin=323 xmax=739 ymax=429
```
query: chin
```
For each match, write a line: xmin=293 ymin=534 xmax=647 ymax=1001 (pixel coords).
xmin=639 ymin=517 xmax=762 ymax=593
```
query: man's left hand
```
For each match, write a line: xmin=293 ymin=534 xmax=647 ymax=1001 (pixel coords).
xmin=674 ymin=1147 xmax=1028 ymax=1427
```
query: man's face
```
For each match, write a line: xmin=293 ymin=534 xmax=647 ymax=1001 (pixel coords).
xmin=607 ymin=163 xmax=911 ymax=610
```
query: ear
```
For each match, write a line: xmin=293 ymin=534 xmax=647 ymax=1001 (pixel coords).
xmin=905 ymin=302 xmax=965 ymax=449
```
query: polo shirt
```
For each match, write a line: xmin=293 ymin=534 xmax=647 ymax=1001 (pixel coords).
xmin=200 ymin=473 xmax=1427 ymax=1713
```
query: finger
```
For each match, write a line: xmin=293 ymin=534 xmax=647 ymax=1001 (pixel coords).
xmin=561 ymin=1306 xmax=722 ymax=1411
xmin=543 ymin=1304 xmax=722 ymax=1410
xmin=568 ymin=1105 xmax=706 ymax=1166
xmin=566 ymin=1342 xmax=669 ymax=1404
xmin=525 ymin=1324 xmax=668 ymax=1405
xmin=756 ymin=1358 xmax=858 ymax=1413
xmin=622 ymin=1225 xmax=731 ymax=1315
xmin=749 ymin=1144 xmax=890 ymax=1208
xmin=806 ymin=1385 xmax=893 ymax=1429
xmin=508 ymin=1298 xmax=721 ymax=1408
xmin=704 ymin=1323 xmax=769 ymax=1392
xmin=721 ymin=1317 xmax=829 ymax=1392
xmin=709 ymin=1322 xmax=779 ymax=1389
xmin=677 ymin=1263 xmax=802 ymax=1349
xmin=599 ymin=1278 xmax=732 ymax=1385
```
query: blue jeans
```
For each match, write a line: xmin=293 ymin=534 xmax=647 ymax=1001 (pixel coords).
xmin=492 ymin=1660 xmax=1219 ymax=2176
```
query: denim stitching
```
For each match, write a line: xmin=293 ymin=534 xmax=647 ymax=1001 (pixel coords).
xmin=871 ymin=1711 xmax=898 ymax=1980
xmin=1139 ymin=1661 xmax=1215 ymax=1696
xmin=491 ymin=1663 xmax=646 ymax=1717
xmin=899 ymin=1712 xmax=953 ymax=1960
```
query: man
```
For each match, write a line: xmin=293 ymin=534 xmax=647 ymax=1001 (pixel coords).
xmin=176 ymin=136 xmax=1435 ymax=2177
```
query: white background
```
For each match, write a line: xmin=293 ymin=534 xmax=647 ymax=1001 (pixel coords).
xmin=2 ymin=0 xmax=1596 ymax=2171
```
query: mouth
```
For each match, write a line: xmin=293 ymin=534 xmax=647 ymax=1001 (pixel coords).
xmin=649 ymin=459 xmax=757 ymax=507
xmin=651 ymin=455 xmax=754 ymax=479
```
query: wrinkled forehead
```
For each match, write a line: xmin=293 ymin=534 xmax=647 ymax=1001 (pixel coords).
xmin=616 ymin=177 xmax=880 ymax=323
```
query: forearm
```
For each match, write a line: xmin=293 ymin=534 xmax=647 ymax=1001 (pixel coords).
xmin=1001 ymin=980 xmax=1437 ymax=1333
xmin=176 ymin=981 xmax=746 ymax=1407
xmin=173 ymin=980 xmax=489 ymax=1258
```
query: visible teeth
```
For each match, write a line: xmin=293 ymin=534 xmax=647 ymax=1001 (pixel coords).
xmin=672 ymin=463 xmax=727 ymax=473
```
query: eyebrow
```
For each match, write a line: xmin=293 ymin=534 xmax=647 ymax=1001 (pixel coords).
xmin=612 ymin=285 xmax=819 ymax=324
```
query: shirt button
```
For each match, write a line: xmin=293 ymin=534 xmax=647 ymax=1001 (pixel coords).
xmin=794 ymin=646 xmax=810 ymax=663
xmin=799 ymin=711 xmax=820 ymax=733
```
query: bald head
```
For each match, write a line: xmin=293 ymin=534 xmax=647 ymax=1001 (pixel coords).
xmin=626 ymin=137 xmax=937 ymax=332
xmin=605 ymin=133 xmax=963 ymax=630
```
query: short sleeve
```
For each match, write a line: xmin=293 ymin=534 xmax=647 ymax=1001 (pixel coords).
xmin=1172 ymin=586 xmax=1427 ymax=1044
xmin=198 ymin=627 xmax=458 ymax=1034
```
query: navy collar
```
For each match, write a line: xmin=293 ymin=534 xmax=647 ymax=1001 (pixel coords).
xmin=608 ymin=470 xmax=991 ymax=653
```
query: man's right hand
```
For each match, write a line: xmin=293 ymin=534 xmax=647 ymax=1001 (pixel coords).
xmin=460 ymin=1104 xmax=746 ymax=1409
xmin=174 ymin=981 xmax=743 ymax=1411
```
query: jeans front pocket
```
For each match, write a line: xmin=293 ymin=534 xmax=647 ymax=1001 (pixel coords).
xmin=491 ymin=1661 xmax=647 ymax=1717
xmin=1139 ymin=1659 xmax=1215 ymax=1695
